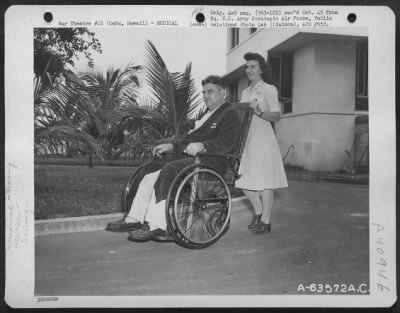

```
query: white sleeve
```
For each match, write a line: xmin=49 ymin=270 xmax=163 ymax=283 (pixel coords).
xmin=263 ymin=84 xmax=280 ymax=112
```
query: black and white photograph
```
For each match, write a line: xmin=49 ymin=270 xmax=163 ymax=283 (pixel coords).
xmin=4 ymin=5 xmax=396 ymax=308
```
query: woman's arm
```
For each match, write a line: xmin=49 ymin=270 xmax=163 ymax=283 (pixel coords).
xmin=254 ymin=107 xmax=281 ymax=122
xmin=252 ymin=83 xmax=281 ymax=122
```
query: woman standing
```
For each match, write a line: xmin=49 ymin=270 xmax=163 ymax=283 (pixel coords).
xmin=235 ymin=52 xmax=288 ymax=234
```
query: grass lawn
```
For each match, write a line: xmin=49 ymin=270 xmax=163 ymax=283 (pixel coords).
xmin=35 ymin=165 xmax=133 ymax=220
xmin=35 ymin=164 xmax=244 ymax=220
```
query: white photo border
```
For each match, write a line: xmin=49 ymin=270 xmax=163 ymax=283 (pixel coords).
xmin=4 ymin=5 xmax=397 ymax=308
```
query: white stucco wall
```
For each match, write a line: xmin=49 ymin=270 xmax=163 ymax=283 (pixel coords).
xmin=313 ymin=40 xmax=357 ymax=112
xmin=292 ymin=39 xmax=357 ymax=114
xmin=276 ymin=114 xmax=356 ymax=171
xmin=291 ymin=43 xmax=316 ymax=113
xmin=275 ymin=38 xmax=360 ymax=171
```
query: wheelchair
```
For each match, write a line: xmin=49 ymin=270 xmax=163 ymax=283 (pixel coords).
xmin=123 ymin=103 xmax=253 ymax=249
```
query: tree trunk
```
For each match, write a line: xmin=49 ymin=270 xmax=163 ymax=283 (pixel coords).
xmin=88 ymin=153 xmax=94 ymax=168
xmin=66 ymin=141 xmax=74 ymax=158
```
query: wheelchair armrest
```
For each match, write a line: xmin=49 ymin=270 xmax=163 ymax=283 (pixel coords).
xmin=197 ymin=152 xmax=241 ymax=159
xmin=162 ymin=150 xmax=177 ymax=155
xmin=159 ymin=151 xmax=242 ymax=181
xmin=197 ymin=152 xmax=243 ymax=181
xmin=160 ymin=151 xmax=241 ymax=164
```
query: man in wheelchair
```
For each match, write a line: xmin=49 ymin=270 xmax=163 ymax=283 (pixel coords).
xmin=106 ymin=75 xmax=241 ymax=242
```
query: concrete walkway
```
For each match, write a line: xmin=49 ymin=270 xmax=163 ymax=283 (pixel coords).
xmin=35 ymin=180 xmax=369 ymax=296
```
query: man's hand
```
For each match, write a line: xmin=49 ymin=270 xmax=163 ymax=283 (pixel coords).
xmin=184 ymin=142 xmax=205 ymax=156
xmin=152 ymin=143 xmax=173 ymax=158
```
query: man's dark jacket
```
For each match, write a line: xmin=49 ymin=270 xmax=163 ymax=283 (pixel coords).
xmin=132 ymin=102 xmax=241 ymax=202
xmin=171 ymin=102 xmax=241 ymax=169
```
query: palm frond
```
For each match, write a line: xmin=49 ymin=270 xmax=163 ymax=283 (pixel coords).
xmin=144 ymin=40 xmax=174 ymax=124
xmin=144 ymin=40 xmax=204 ymax=136
xmin=194 ymin=105 xmax=208 ymax=120
xmin=169 ymin=63 xmax=204 ymax=134
xmin=79 ymin=65 xmax=141 ymax=111
xmin=114 ymin=63 xmax=143 ymax=88
xmin=35 ymin=125 xmax=106 ymax=159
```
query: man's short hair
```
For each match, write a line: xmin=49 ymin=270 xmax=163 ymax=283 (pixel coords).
xmin=201 ymin=75 xmax=226 ymax=89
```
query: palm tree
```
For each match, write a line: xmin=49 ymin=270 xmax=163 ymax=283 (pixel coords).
xmin=34 ymin=58 xmax=143 ymax=165
xmin=34 ymin=56 xmax=105 ymax=161
xmin=78 ymin=64 xmax=143 ymax=160
xmin=144 ymin=40 xmax=204 ymax=138
xmin=106 ymin=40 xmax=206 ymax=161
xmin=35 ymin=40 xmax=205 ymax=166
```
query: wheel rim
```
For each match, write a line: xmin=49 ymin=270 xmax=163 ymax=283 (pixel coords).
xmin=123 ymin=168 xmax=141 ymax=214
xmin=172 ymin=168 xmax=231 ymax=245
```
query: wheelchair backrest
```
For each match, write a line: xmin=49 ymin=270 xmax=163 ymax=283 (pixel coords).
xmin=230 ymin=102 xmax=253 ymax=158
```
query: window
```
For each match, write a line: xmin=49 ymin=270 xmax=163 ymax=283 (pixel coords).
xmin=269 ymin=52 xmax=293 ymax=114
xmin=230 ymin=28 xmax=239 ymax=49
xmin=228 ymin=81 xmax=239 ymax=103
xmin=250 ymin=28 xmax=257 ymax=34
xmin=355 ymin=40 xmax=368 ymax=111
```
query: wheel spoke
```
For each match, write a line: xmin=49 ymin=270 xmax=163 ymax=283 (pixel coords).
xmin=170 ymin=167 xmax=231 ymax=247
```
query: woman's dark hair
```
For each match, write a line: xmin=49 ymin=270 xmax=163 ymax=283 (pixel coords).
xmin=244 ymin=52 xmax=272 ymax=83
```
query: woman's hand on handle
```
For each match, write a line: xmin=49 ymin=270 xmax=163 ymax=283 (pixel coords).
xmin=250 ymin=99 xmax=263 ymax=116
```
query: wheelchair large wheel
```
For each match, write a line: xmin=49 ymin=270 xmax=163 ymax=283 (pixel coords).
xmin=166 ymin=164 xmax=231 ymax=249
xmin=123 ymin=167 xmax=142 ymax=214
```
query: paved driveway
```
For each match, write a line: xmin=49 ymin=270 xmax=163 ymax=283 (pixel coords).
xmin=35 ymin=180 xmax=369 ymax=296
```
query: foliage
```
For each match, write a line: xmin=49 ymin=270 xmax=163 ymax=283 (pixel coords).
xmin=34 ymin=37 xmax=205 ymax=164
xmin=144 ymin=40 xmax=204 ymax=138
xmin=34 ymin=28 xmax=102 ymax=77
xmin=34 ymin=61 xmax=143 ymax=162
xmin=34 ymin=61 xmax=105 ymax=159
xmin=78 ymin=64 xmax=143 ymax=159
xmin=34 ymin=27 xmax=106 ymax=162
xmin=102 ymin=40 xmax=206 ymax=156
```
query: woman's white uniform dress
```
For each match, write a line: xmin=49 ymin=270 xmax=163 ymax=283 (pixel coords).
xmin=235 ymin=80 xmax=288 ymax=190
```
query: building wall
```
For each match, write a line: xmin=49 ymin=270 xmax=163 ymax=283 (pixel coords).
xmin=276 ymin=114 xmax=356 ymax=171
xmin=313 ymin=39 xmax=357 ymax=112
xmin=291 ymin=39 xmax=357 ymax=114
xmin=291 ymin=43 xmax=316 ymax=113
xmin=275 ymin=39 xmax=360 ymax=171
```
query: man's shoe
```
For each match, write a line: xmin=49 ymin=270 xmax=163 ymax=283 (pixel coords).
xmin=127 ymin=224 xmax=169 ymax=242
xmin=105 ymin=217 xmax=142 ymax=232
xmin=152 ymin=229 xmax=175 ymax=242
